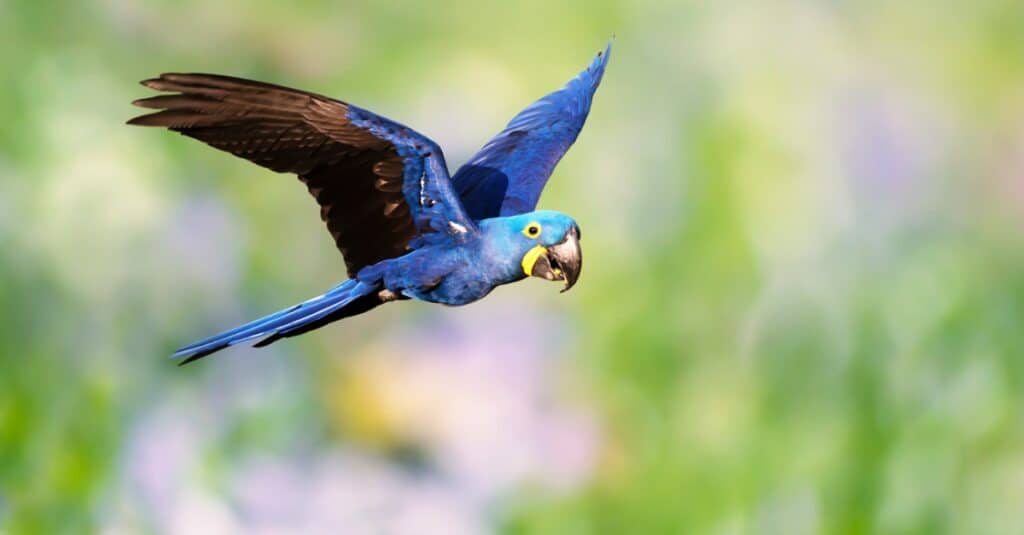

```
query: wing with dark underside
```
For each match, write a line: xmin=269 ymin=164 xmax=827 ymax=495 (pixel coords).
xmin=452 ymin=42 xmax=611 ymax=220
xmin=129 ymin=73 xmax=475 ymax=276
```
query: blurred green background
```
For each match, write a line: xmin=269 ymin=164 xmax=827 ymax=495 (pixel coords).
xmin=3 ymin=0 xmax=1024 ymax=533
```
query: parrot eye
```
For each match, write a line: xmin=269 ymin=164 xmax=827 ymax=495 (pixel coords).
xmin=523 ymin=223 xmax=542 ymax=238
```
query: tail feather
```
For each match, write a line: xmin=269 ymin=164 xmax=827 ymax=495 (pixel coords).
xmin=173 ymin=279 xmax=379 ymax=364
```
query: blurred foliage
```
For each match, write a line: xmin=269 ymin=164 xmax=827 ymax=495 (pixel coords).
xmin=3 ymin=0 xmax=1024 ymax=533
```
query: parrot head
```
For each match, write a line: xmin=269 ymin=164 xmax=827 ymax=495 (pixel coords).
xmin=484 ymin=210 xmax=583 ymax=293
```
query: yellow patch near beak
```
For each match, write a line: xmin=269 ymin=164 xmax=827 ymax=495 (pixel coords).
xmin=521 ymin=245 xmax=548 ymax=276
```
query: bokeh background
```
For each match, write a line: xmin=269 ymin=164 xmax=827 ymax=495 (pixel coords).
xmin=3 ymin=0 xmax=1024 ymax=533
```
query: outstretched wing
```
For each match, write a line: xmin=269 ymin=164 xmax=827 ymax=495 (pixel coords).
xmin=129 ymin=73 xmax=475 ymax=276
xmin=452 ymin=42 xmax=611 ymax=220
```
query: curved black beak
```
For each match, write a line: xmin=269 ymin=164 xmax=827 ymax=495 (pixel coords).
xmin=529 ymin=226 xmax=582 ymax=293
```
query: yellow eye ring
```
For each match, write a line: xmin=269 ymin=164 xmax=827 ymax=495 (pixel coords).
xmin=523 ymin=223 xmax=542 ymax=238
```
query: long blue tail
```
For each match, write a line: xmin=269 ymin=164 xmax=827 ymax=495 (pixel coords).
xmin=173 ymin=279 xmax=380 ymax=365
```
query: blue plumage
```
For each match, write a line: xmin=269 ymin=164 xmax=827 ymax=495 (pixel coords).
xmin=173 ymin=279 xmax=378 ymax=363
xmin=357 ymin=211 xmax=580 ymax=305
xmin=129 ymin=42 xmax=610 ymax=363
xmin=454 ymin=43 xmax=611 ymax=219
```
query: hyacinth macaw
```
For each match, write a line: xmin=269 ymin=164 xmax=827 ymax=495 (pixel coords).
xmin=130 ymin=43 xmax=611 ymax=364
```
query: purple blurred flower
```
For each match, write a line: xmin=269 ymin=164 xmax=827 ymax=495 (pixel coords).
xmin=160 ymin=196 xmax=244 ymax=299
xmin=230 ymin=453 xmax=486 ymax=534
xmin=330 ymin=300 xmax=603 ymax=501
xmin=111 ymin=405 xmax=207 ymax=531
xmin=105 ymin=299 xmax=600 ymax=534
xmin=836 ymin=87 xmax=944 ymax=229
xmin=109 ymin=406 xmax=487 ymax=534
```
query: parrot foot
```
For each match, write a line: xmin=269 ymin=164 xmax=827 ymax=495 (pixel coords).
xmin=378 ymin=289 xmax=400 ymax=302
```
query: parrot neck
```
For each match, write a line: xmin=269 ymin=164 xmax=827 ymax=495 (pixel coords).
xmin=476 ymin=219 xmax=531 ymax=286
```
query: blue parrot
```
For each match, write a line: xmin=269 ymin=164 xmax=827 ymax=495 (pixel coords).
xmin=129 ymin=43 xmax=611 ymax=364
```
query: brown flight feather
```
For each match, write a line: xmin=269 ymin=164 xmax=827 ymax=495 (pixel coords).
xmin=129 ymin=73 xmax=415 ymax=276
